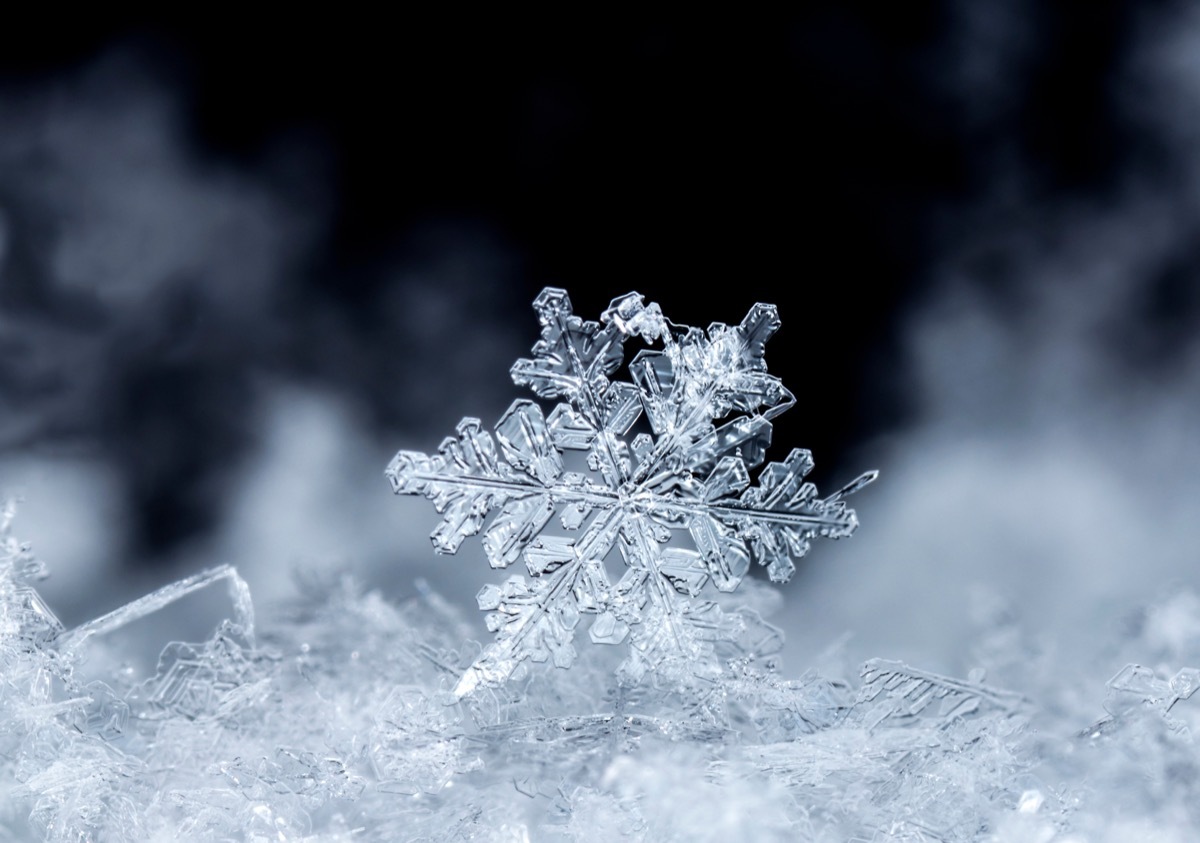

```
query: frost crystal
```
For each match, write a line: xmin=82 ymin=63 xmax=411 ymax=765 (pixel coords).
xmin=387 ymin=289 xmax=877 ymax=695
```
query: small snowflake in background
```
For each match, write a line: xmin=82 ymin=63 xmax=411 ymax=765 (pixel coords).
xmin=387 ymin=289 xmax=876 ymax=695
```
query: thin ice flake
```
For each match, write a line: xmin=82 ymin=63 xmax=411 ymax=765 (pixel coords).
xmin=387 ymin=288 xmax=877 ymax=695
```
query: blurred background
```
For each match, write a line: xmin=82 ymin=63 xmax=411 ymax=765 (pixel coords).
xmin=1 ymin=5 xmax=1197 ymax=674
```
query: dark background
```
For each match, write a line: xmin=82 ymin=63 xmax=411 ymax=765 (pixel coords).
xmin=2 ymin=5 xmax=1197 ymax=669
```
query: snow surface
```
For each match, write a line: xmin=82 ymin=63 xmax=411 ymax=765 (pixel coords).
xmin=2 ymin=501 xmax=1199 ymax=841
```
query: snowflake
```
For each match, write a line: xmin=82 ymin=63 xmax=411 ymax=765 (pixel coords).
xmin=387 ymin=289 xmax=876 ymax=696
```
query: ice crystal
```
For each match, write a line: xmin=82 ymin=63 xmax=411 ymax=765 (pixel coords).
xmin=387 ymin=288 xmax=877 ymax=695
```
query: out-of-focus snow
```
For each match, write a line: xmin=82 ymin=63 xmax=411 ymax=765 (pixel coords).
xmin=782 ymin=4 xmax=1200 ymax=675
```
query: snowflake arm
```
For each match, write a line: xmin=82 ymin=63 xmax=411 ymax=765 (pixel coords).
xmin=453 ymin=509 xmax=624 ymax=696
xmin=387 ymin=401 xmax=585 ymax=564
